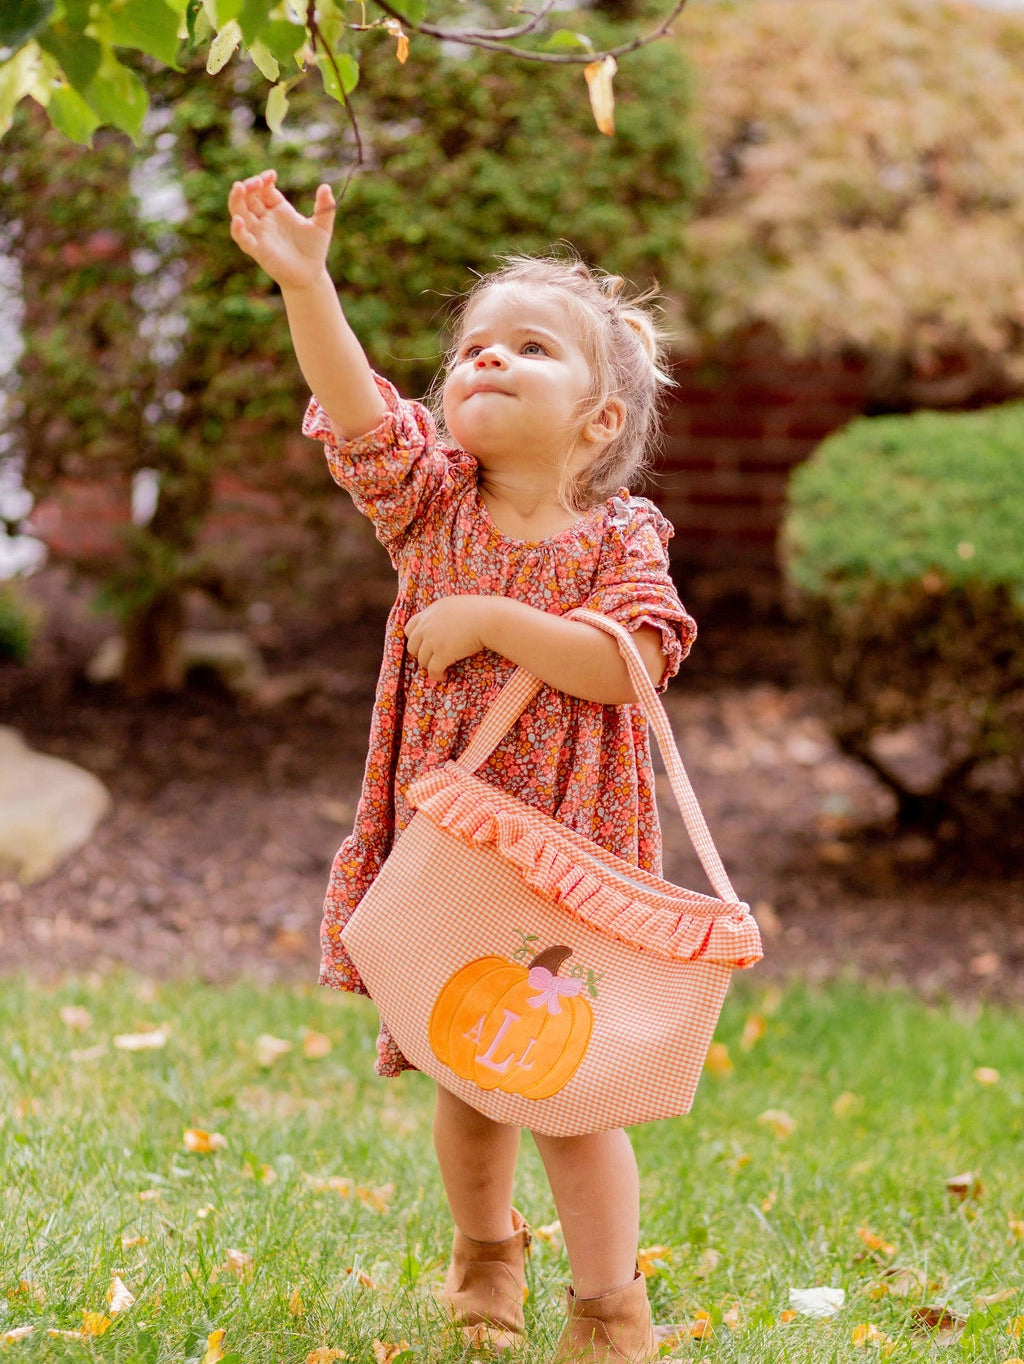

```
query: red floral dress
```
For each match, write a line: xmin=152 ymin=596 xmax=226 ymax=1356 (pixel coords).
xmin=303 ymin=377 xmax=697 ymax=1076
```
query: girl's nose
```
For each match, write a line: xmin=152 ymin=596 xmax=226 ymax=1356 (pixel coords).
xmin=473 ymin=348 xmax=505 ymax=368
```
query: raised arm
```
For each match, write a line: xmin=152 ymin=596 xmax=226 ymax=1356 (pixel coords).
xmin=228 ymin=170 xmax=386 ymax=439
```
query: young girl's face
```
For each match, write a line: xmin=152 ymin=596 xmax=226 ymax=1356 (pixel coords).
xmin=443 ymin=284 xmax=598 ymax=468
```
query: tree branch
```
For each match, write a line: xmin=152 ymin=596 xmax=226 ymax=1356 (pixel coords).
xmin=365 ymin=0 xmax=690 ymax=63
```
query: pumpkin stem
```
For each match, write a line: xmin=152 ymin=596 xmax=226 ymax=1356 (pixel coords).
xmin=529 ymin=945 xmax=572 ymax=976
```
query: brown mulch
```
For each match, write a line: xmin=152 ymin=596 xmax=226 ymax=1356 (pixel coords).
xmin=3 ymin=574 xmax=1023 ymax=1009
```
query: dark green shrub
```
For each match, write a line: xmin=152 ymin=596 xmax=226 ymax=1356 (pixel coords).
xmin=0 ymin=582 xmax=38 ymax=662
xmin=782 ymin=404 xmax=1024 ymax=847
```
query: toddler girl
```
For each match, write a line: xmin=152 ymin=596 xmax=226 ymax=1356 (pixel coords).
xmin=229 ymin=169 xmax=697 ymax=1363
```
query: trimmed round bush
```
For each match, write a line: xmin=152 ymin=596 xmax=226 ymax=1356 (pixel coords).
xmin=782 ymin=404 xmax=1024 ymax=847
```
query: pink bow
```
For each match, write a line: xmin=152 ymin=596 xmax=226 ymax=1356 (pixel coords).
xmin=527 ymin=966 xmax=583 ymax=1014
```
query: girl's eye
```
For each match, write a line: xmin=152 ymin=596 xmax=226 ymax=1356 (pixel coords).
xmin=462 ymin=345 xmax=483 ymax=359
xmin=522 ymin=342 xmax=546 ymax=355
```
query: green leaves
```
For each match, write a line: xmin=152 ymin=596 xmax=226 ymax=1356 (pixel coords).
xmin=106 ymin=0 xmax=182 ymax=68
xmin=0 ymin=0 xmax=54 ymax=55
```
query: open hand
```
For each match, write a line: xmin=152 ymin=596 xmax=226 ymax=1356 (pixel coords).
xmin=404 ymin=596 xmax=493 ymax=682
xmin=228 ymin=169 xmax=335 ymax=291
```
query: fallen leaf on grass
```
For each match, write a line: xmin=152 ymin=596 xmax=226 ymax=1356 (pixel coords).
xmin=1008 ymin=1220 xmax=1024 ymax=1240
xmin=114 ymin=1027 xmax=169 ymax=1051
xmin=341 ymin=1268 xmax=378 ymax=1290
xmin=210 ymin=1249 xmax=253 ymax=1283
xmin=1 ymin=1326 xmax=35 ymax=1342
xmin=254 ymin=1034 xmax=292 ymax=1067
xmin=704 ymin=1042 xmax=733 ymax=1076
xmin=857 ymin=1227 xmax=898 ymax=1257
xmin=911 ymin=1305 xmax=965 ymax=1336
xmin=301 ymin=1174 xmax=394 ymax=1212
xmin=789 ymin=1287 xmax=845 ymax=1318
xmin=974 ymin=1067 xmax=1001 ymax=1085
xmin=306 ymin=1351 xmax=350 ymax=1364
xmin=778 ymin=1310 xmax=797 ymax=1324
xmin=302 ymin=1030 xmax=332 ymax=1059
xmin=637 ymin=1245 xmax=672 ymax=1277
xmin=878 ymin=1266 xmax=925 ymax=1299
xmin=121 ymin=1234 xmax=148 ymax=1250
xmin=70 ymin=1044 xmax=107 ymax=1063
xmin=372 ymin=1338 xmax=410 ymax=1364
xmin=852 ymin=1322 xmax=894 ymax=1353
xmin=203 ymin=1328 xmax=226 ymax=1363
xmin=106 ymin=1276 xmax=135 ymax=1314
xmin=689 ymin=1310 xmax=714 ymax=1340
xmin=740 ymin=1013 xmax=766 ymax=1050
xmin=288 ymin=1286 xmax=304 ymax=1318
xmin=946 ymin=1171 xmax=983 ymax=1203
xmin=534 ymin=1221 xmax=563 ymax=1253
xmin=138 ymin=1188 xmax=164 ymax=1203
xmin=48 ymin=1312 xmax=112 ymax=1340
xmin=833 ymin=1091 xmax=863 ymax=1117
xmin=1008 ymin=1316 xmax=1024 ymax=1339
xmin=722 ymin=1304 xmax=742 ymax=1330
xmin=59 ymin=1005 xmax=92 ymax=1030
xmin=184 ymin=1128 xmax=228 ymax=1153
xmin=974 ymin=1289 xmax=1017 ymax=1309
xmin=757 ymin=1109 xmax=797 ymax=1138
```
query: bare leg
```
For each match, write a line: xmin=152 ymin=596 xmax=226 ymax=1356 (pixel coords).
xmin=533 ymin=1127 xmax=640 ymax=1298
xmin=433 ymin=1083 xmax=521 ymax=1240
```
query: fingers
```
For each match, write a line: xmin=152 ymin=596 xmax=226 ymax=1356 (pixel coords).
xmin=228 ymin=169 xmax=280 ymax=221
xmin=313 ymin=182 xmax=337 ymax=232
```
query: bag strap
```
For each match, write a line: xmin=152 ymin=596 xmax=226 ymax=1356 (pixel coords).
xmin=455 ymin=608 xmax=739 ymax=904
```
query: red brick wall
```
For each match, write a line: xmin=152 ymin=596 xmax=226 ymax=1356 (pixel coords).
xmin=655 ymin=349 xmax=870 ymax=573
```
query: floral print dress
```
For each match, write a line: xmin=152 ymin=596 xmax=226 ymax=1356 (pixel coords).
xmin=303 ymin=376 xmax=697 ymax=1076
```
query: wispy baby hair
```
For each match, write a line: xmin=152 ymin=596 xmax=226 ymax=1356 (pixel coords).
xmin=444 ymin=252 xmax=674 ymax=512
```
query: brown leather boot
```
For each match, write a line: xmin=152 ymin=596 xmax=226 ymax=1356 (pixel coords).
xmin=553 ymin=1271 xmax=657 ymax=1364
xmin=442 ymin=1209 xmax=531 ymax=1350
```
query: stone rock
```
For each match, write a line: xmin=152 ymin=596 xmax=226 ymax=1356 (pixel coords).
xmin=0 ymin=727 xmax=112 ymax=884
xmin=86 ymin=630 xmax=267 ymax=694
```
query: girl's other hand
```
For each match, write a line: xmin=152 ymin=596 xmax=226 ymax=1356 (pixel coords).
xmin=404 ymin=597 xmax=492 ymax=683
xmin=228 ymin=169 xmax=335 ymax=291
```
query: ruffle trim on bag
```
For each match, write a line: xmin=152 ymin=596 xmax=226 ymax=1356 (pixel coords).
xmin=408 ymin=765 xmax=763 ymax=969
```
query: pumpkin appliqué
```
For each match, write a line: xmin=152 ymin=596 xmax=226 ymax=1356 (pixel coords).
xmin=428 ymin=945 xmax=595 ymax=1099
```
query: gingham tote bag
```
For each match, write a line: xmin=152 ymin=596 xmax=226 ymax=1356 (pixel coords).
xmin=342 ymin=608 xmax=762 ymax=1136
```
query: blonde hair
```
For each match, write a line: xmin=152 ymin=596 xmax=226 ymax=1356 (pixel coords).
xmin=439 ymin=254 xmax=674 ymax=513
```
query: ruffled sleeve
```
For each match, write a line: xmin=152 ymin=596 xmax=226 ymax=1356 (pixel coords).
xmin=302 ymin=375 xmax=462 ymax=561
xmin=583 ymin=493 xmax=696 ymax=691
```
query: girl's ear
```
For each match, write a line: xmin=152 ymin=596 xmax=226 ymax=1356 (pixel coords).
xmin=582 ymin=397 xmax=626 ymax=447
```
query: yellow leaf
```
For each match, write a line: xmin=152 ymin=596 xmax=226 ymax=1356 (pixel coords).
xmin=289 ymin=1286 xmax=304 ymax=1318
xmin=203 ymin=1328 xmax=226 ymax=1363
xmin=305 ymin=1351 xmax=350 ymax=1364
xmin=1008 ymin=1317 xmax=1024 ymax=1339
xmin=689 ymin=1310 xmax=714 ymax=1339
xmin=637 ymin=1245 xmax=672 ymax=1277
xmin=383 ymin=19 xmax=409 ymax=64
xmin=740 ymin=1013 xmax=766 ymax=1050
xmin=106 ymin=1276 xmax=135 ymax=1314
xmin=302 ymin=1030 xmax=332 ymax=1059
xmin=779 ymin=1310 xmax=797 ymax=1324
xmin=722 ymin=1304 xmax=742 ymax=1330
xmin=1009 ymin=1220 xmax=1024 ymax=1241
xmin=121 ymin=1234 xmax=148 ymax=1249
xmin=81 ymin=1312 xmax=112 ymax=1337
xmin=0 ymin=1326 xmax=35 ymax=1342
xmin=704 ymin=1042 xmax=734 ymax=1076
xmin=757 ymin=1109 xmax=797 ymax=1138
xmin=852 ymin=1322 xmax=890 ymax=1347
xmin=857 ymin=1227 xmax=897 ymax=1257
xmin=584 ymin=56 xmax=617 ymax=136
xmin=184 ymin=1128 xmax=228 ymax=1153
xmin=535 ymin=1220 xmax=564 ymax=1252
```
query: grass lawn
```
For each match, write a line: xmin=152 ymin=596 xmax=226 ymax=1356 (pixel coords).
xmin=0 ymin=973 xmax=1022 ymax=1362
